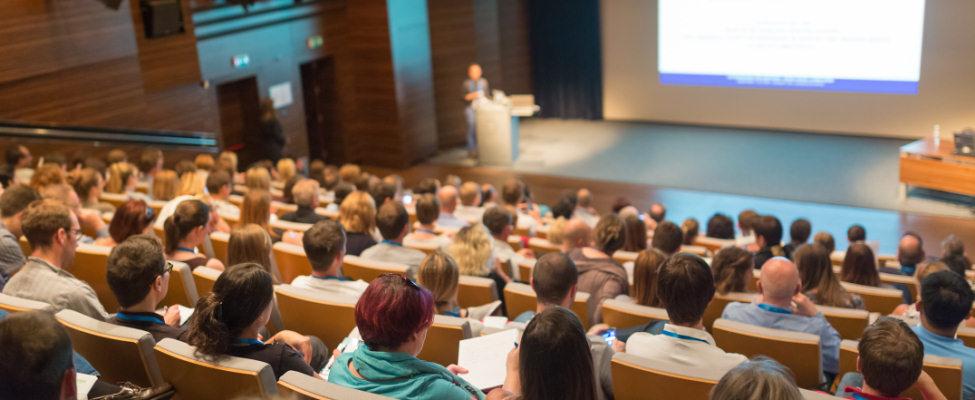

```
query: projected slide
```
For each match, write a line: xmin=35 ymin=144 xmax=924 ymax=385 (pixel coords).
xmin=658 ymin=0 xmax=926 ymax=94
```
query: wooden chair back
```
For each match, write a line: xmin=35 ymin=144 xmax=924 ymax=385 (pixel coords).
xmin=277 ymin=371 xmax=394 ymax=399
xmin=72 ymin=244 xmax=116 ymax=312
xmin=527 ymin=237 xmax=560 ymax=256
xmin=270 ymin=219 xmax=314 ymax=233
xmin=693 ymin=236 xmax=736 ymax=254
xmin=879 ymin=272 xmax=918 ymax=302
xmin=702 ymin=292 xmax=754 ymax=331
xmin=416 ymin=315 xmax=472 ymax=366
xmin=404 ymin=240 xmax=440 ymax=255
xmin=840 ymin=282 xmax=903 ymax=314
xmin=958 ymin=327 xmax=975 ymax=348
xmin=601 ymin=298 xmax=669 ymax=328
xmin=838 ymin=339 xmax=963 ymax=400
xmin=274 ymin=285 xmax=357 ymax=350
xmin=517 ymin=259 xmax=534 ymax=284
xmin=613 ymin=250 xmax=639 ymax=265
xmin=17 ymin=236 xmax=31 ymax=256
xmin=273 ymin=241 xmax=313 ymax=284
xmin=154 ymin=338 xmax=277 ymax=398
xmin=160 ymin=261 xmax=200 ymax=307
xmin=502 ymin=282 xmax=590 ymax=328
xmin=818 ymin=305 xmax=871 ymax=340
xmin=55 ymin=309 xmax=164 ymax=387
xmin=192 ymin=266 xmax=222 ymax=299
xmin=712 ymin=318 xmax=822 ymax=389
xmin=0 ymin=292 xmax=53 ymax=313
xmin=209 ymin=231 xmax=230 ymax=266
xmin=610 ymin=352 xmax=721 ymax=400
xmin=342 ymin=255 xmax=409 ymax=283
xmin=457 ymin=275 xmax=498 ymax=309
xmin=679 ymin=245 xmax=711 ymax=257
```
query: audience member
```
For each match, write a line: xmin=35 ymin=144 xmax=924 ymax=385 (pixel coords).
xmin=570 ymin=214 xmax=629 ymax=325
xmin=276 ymin=158 xmax=297 ymax=184
xmin=0 ymin=185 xmax=39 ymax=283
xmin=338 ymin=163 xmax=361 ymax=184
xmin=913 ymin=270 xmax=975 ymax=399
xmin=840 ymin=242 xmax=881 ymax=287
xmin=206 ymin=169 xmax=240 ymax=220
xmin=621 ymin=214 xmax=648 ymax=252
xmin=706 ymin=213 xmax=736 ymax=240
xmin=151 ymin=169 xmax=178 ymax=201
xmin=501 ymin=178 xmax=541 ymax=234
xmin=891 ymin=262 xmax=949 ymax=322
xmin=403 ymin=193 xmax=451 ymax=248
xmin=163 ymin=199 xmax=225 ymax=271
xmin=185 ymin=263 xmax=325 ymax=378
xmin=39 ymin=182 xmax=109 ymax=240
xmin=416 ymin=252 xmax=496 ymax=335
xmin=712 ymin=246 xmax=755 ymax=295
xmin=97 ymin=199 xmax=156 ymax=247
xmin=239 ymin=189 xmax=279 ymax=240
xmin=412 ymin=177 xmax=440 ymax=195
xmin=814 ymin=231 xmax=836 ymax=254
xmin=624 ymin=254 xmax=747 ymax=371
xmin=328 ymin=274 xmax=483 ymax=399
xmin=361 ymin=202 xmax=427 ymax=274
xmin=847 ymin=224 xmax=867 ymax=243
xmin=550 ymin=192 xmax=576 ymax=220
xmin=783 ymin=218 xmax=811 ymax=259
xmin=228 ymin=224 xmax=277 ymax=283
xmin=483 ymin=206 xmax=531 ymax=281
xmin=709 ymin=357 xmax=803 ymax=400
xmin=480 ymin=183 xmax=498 ymax=208
xmin=137 ymin=149 xmax=164 ymax=188
xmin=648 ymin=202 xmax=666 ymax=224
xmin=292 ymin=219 xmax=368 ymax=298
xmin=651 ymin=220 xmax=683 ymax=256
xmin=0 ymin=311 xmax=78 ymax=400
xmin=736 ymin=209 xmax=759 ymax=248
xmin=883 ymin=232 xmax=925 ymax=277
xmin=795 ymin=244 xmax=863 ymax=309
xmin=561 ymin=218 xmax=592 ymax=253
xmin=574 ymin=188 xmax=599 ymax=227
xmin=177 ymin=162 xmax=206 ymax=197
xmin=281 ymin=179 xmax=327 ymax=224
xmin=106 ymin=162 xmax=145 ymax=201
xmin=455 ymin=181 xmax=484 ymax=223
xmin=106 ymin=234 xmax=185 ymax=341
xmin=626 ymin=248 xmax=667 ymax=306
xmin=752 ymin=215 xmax=785 ymax=268
xmin=436 ymin=185 xmax=469 ymax=229
xmin=338 ymin=191 xmax=377 ymax=256
xmin=106 ymin=149 xmax=128 ymax=165
xmin=834 ymin=317 xmax=945 ymax=400
xmin=3 ymin=199 xmax=109 ymax=320
xmin=448 ymin=225 xmax=508 ymax=291
xmin=722 ymin=257 xmax=841 ymax=379
xmin=30 ymin=163 xmax=66 ymax=190
xmin=681 ymin=217 xmax=699 ymax=245
xmin=68 ymin=167 xmax=114 ymax=214
xmin=1 ymin=145 xmax=33 ymax=186
xmin=940 ymin=235 xmax=972 ymax=277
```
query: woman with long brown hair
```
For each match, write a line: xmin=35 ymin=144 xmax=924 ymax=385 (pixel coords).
xmin=238 ymin=189 xmax=279 ymax=242
xmin=627 ymin=248 xmax=668 ymax=307
xmin=711 ymin=246 xmax=754 ymax=295
xmin=796 ymin=244 xmax=863 ymax=309
xmin=228 ymin=223 xmax=278 ymax=283
xmin=621 ymin=215 xmax=648 ymax=252
xmin=840 ymin=242 xmax=881 ymax=287
xmin=151 ymin=169 xmax=178 ymax=201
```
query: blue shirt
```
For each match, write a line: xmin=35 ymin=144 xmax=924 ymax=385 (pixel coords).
xmin=721 ymin=302 xmax=841 ymax=375
xmin=913 ymin=325 xmax=975 ymax=400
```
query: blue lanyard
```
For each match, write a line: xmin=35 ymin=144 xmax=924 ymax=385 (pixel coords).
xmin=176 ymin=246 xmax=196 ymax=253
xmin=381 ymin=240 xmax=402 ymax=247
xmin=312 ymin=274 xmax=349 ymax=281
xmin=757 ymin=303 xmax=793 ymax=315
xmin=234 ymin=338 xmax=264 ymax=346
xmin=416 ymin=228 xmax=437 ymax=235
xmin=115 ymin=312 xmax=164 ymax=325
xmin=660 ymin=330 xmax=710 ymax=344
xmin=443 ymin=307 xmax=462 ymax=318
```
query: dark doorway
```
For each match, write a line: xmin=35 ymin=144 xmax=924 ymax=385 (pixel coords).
xmin=300 ymin=57 xmax=344 ymax=164
xmin=216 ymin=76 xmax=260 ymax=168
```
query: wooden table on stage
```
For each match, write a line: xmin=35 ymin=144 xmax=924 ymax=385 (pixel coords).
xmin=899 ymin=138 xmax=975 ymax=197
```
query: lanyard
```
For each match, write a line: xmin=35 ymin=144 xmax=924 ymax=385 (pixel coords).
xmin=312 ymin=274 xmax=349 ymax=281
xmin=115 ymin=312 xmax=164 ymax=325
xmin=234 ymin=338 xmax=264 ymax=346
xmin=660 ymin=330 xmax=710 ymax=344
xmin=757 ymin=303 xmax=793 ymax=315
xmin=381 ymin=240 xmax=403 ymax=247
xmin=176 ymin=247 xmax=196 ymax=254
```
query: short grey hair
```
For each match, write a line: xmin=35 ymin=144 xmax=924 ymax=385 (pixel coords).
xmin=292 ymin=179 xmax=320 ymax=208
xmin=709 ymin=357 xmax=802 ymax=400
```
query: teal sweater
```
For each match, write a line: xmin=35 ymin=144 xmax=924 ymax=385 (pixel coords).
xmin=328 ymin=343 xmax=485 ymax=400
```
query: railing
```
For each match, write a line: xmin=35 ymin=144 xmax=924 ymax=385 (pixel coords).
xmin=0 ymin=120 xmax=217 ymax=149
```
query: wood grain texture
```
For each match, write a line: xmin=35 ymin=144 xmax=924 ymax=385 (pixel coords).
xmin=497 ymin=0 xmax=532 ymax=95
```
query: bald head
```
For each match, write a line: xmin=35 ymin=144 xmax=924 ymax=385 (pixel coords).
xmin=577 ymin=188 xmax=593 ymax=208
xmin=438 ymin=185 xmax=459 ymax=213
xmin=759 ymin=257 xmax=801 ymax=302
xmin=562 ymin=219 xmax=592 ymax=251
xmin=898 ymin=233 xmax=925 ymax=267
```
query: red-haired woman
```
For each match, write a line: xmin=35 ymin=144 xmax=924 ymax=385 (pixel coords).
xmin=328 ymin=274 xmax=484 ymax=399
xmin=95 ymin=200 xmax=156 ymax=247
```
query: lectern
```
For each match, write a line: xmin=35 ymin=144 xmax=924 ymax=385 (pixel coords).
xmin=474 ymin=94 xmax=539 ymax=166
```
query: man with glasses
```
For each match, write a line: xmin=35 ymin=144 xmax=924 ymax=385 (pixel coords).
xmin=2 ymin=199 xmax=109 ymax=320
xmin=106 ymin=234 xmax=187 ymax=341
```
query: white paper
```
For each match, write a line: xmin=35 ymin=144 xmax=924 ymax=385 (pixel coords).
xmin=457 ymin=328 xmax=519 ymax=390
xmin=322 ymin=328 xmax=361 ymax=378
xmin=77 ymin=372 xmax=98 ymax=400
xmin=483 ymin=316 xmax=509 ymax=329
xmin=178 ymin=305 xmax=194 ymax=326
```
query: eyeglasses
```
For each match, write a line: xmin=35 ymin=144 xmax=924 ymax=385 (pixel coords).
xmin=68 ymin=228 xmax=82 ymax=240
xmin=161 ymin=261 xmax=174 ymax=276
xmin=382 ymin=273 xmax=421 ymax=290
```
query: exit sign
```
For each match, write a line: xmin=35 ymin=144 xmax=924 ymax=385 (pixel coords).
xmin=231 ymin=54 xmax=251 ymax=69
xmin=306 ymin=35 xmax=324 ymax=50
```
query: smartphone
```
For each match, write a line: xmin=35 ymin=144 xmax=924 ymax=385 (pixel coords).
xmin=402 ymin=194 xmax=413 ymax=205
xmin=601 ymin=328 xmax=617 ymax=346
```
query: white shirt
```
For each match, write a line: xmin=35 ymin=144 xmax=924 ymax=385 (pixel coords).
xmin=403 ymin=233 xmax=452 ymax=250
xmin=211 ymin=199 xmax=240 ymax=220
xmin=574 ymin=207 xmax=600 ymax=227
xmin=625 ymin=323 xmax=747 ymax=373
xmin=492 ymin=237 xmax=524 ymax=281
xmin=455 ymin=205 xmax=485 ymax=224
xmin=290 ymin=276 xmax=369 ymax=300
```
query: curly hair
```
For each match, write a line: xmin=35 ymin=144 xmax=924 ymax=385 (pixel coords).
xmin=447 ymin=225 xmax=494 ymax=277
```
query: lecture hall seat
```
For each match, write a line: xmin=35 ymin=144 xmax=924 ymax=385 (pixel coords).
xmin=159 ymin=261 xmax=200 ymax=308
xmin=277 ymin=370 xmax=394 ymax=400
xmin=817 ymin=305 xmax=873 ymax=341
xmin=702 ymin=292 xmax=755 ymax=332
xmin=272 ymin=241 xmax=313 ymax=284
xmin=404 ymin=240 xmax=440 ymax=255
xmin=341 ymin=255 xmax=409 ymax=283
xmin=610 ymin=352 xmax=722 ymax=400
xmin=878 ymin=271 xmax=919 ymax=302
xmin=712 ymin=318 xmax=822 ymax=389
xmin=837 ymin=339 xmax=962 ymax=400
xmin=273 ymin=284 xmax=357 ymax=350
xmin=457 ymin=275 xmax=498 ymax=309
xmin=55 ymin=309 xmax=165 ymax=388
xmin=209 ymin=231 xmax=230 ymax=266
xmin=693 ymin=236 xmax=736 ymax=253
xmin=270 ymin=218 xmax=314 ymax=233
xmin=192 ymin=265 xmax=222 ymax=299
xmin=416 ymin=314 xmax=473 ymax=367
xmin=839 ymin=282 xmax=903 ymax=314
xmin=526 ymin=237 xmax=560 ymax=256
xmin=154 ymin=338 xmax=278 ymax=399
xmin=502 ymin=282 xmax=591 ymax=328
xmin=601 ymin=298 xmax=669 ymax=329
xmin=516 ymin=258 xmax=535 ymax=284
xmin=71 ymin=243 xmax=117 ymax=312
xmin=613 ymin=250 xmax=639 ymax=264
xmin=0 ymin=292 xmax=53 ymax=313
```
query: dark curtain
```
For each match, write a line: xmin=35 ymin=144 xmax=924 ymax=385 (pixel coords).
xmin=528 ymin=0 xmax=603 ymax=119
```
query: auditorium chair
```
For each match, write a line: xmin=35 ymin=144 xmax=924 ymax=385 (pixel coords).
xmin=277 ymin=370 xmax=393 ymax=400
xmin=209 ymin=231 xmax=230 ymax=266
xmin=270 ymin=219 xmax=313 ymax=233
xmin=749 ymin=269 xmax=760 ymax=292
xmin=274 ymin=285 xmax=357 ymax=349
xmin=342 ymin=255 xmax=409 ymax=282
xmin=613 ymin=250 xmax=639 ymax=264
xmin=229 ymin=193 xmax=244 ymax=206
xmin=55 ymin=309 xmax=164 ymax=388
xmin=273 ymin=201 xmax=298 ymax=218
xmin=693 ymin=236 xmax=736 ymax=254
xmin=838 ymin=339 xmax=962 ymax=400
xmin=192 ymin=266 xmax=222 ymax=299
xmin=154 ymin=338 xmax=278 ymax=398
xmin=72 ymin=243 xmax=118 ymax=312
xmin=679 ymin=244 xmax=712 ymax=258
xmin=147 ymin=200 xmax=167 ymax=219
xmin=878 ymin=272 xmax=919 ymax=302
xmin=601 ymin=298 xmax=669 ymax=328
xmin=160 ymin=261 xmax=200 ymax=307
xmin=315 ymin=207 xmax=339 ymax=220
xmin=272 ymin=241 xmax=313 ymax=284
xmin=527 ymin=237 xmax=560 ymax=256
xmin=507 ymin=235 xmax=524 ymax=251
xmin=712 ymin=318 xmax=822 ymax=389
xmin=702 ymin=292 xmax=755 ymax=331
xmin=957 ymin=326 xmax=975 ymax=348
xmin=839 ymin=282 xmax=903 ymax=314
xmin=416 ymin=314 xmax=472 ymax=366
xmin=502 ymin=282 xmax=591 ymax=328
xmin=818 ymin=305 xmax=872 ymax=340
xmin=0 ymin=292 xmax=53 ymax=313
xmin=100 ymin=192 xmax=129 ymax=208
xmin=517 ymin=258 xmax=535 ymax=283
xmin=17 ymin=235 xmax=30 ymax=256
xmin=457 ymin=275 xmax=498 ymax=309
xmin=610 ymin=352 xmax=723 ymax=400
xmin=404 ymin=240 xmax=440 ymax=255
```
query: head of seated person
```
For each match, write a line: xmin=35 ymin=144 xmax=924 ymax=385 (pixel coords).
xmin=561 ymin=218 xmax=592 ymax=253
xmin=152 ymin=169 xmax=178 ymax=201
xmin=106 ymin=234 xmax=186 ymax=338
xmin=371 ymin=180 xmax=398 ymax=206
xmin=291 ymin=179 xmax=320 ymax=210
xmin=414 ymin=194 xmax=440 ymax=230
xmin=356 ymin=275 xmax=432 ymax=352
xmin=0 ymin=311 xmax=76 ymax=400
xmin=531 ymin=253 xmax=578 ymax=313
xmin=592 ymin=213 xmax=625 ymax=257
xmin=737 ymin=209 xmax=759 ymax=236
xmin=21 ymin=199 xmax=79 ymax=269
xmin=458 ymin=181 xmax=481 ymax=207
xmin=229 ymin=224 xmax=275 ymax=283
xmin=847 ymin=224 xmax=867 ymax=244
xmin=631 ymin=248 xmax=667 ymax=307
xmin=332 ymin=182 xmax=355 ymax=206
xmin=447 ymin=225 xmax=493 ymax=277
xmin=754 ymin=215 xmax=783 ymax=250
xmin=896 ymin=232 xmax=924 ymax=269
xmin=276 ymin=158 xmax=297 ymax=183
xmin=416 ymin=251 xmax=462 ymax=316
xmin=482 ymin=206 xmax=514 ymax=240
xmin=681 ymin=218 xmax=699 ymax=245
xmin=851 ymin=317 xmax=924 ymax=398
xmin=919 ymin=270 xmax=974 ymax=337
xmin=108 ymin=200 xmax=155 ymax=245
xmin=339 ymin=191 xmax=376 ymax=235
xmin=706 ymin=213 xmax=735 ymax=240
xmin=788 ymin=218 xmax=811 ymax=246
xmin=709 ymin=356 xmax=802 ymax=400
xmin=338 ymin=163 xmax=361 ymax=184
xmin=516 ymin=307 xmax=597 ymax=400
xmin=501 ymin=178 xmax=524 ymax=207
xmin=244 ymin=166 xmax=271 ymax=191
xmin=621 ymin=215 xmax=647 ymax=252
xmin=758 ymin=257 xmax=803 ymax=308
xmin=841 ymin=242 xmax=879 ymax=286
xmin=650 ymin=220 xmax=682 ymax=256
xmin=240 ymin=189 xmax=272 ymax=228
xmin=479 ymin=183 xmax=497 ymax=207
xmin=0 ymin=183 xmax=40 ymax=238
xmin=657 ymin=253 xmax=714 ymax=328
xmin=814 ymin=231 xmax=836 ymax=254
xmin=437 ymin=185 xmax=459 ymax=215
xmin=551 ymin=193 xmax=577 ymax=220
xmin=164 ymin=199 xmax=222 ymax=270
xmin=67 ymin=167 xmax=104 ymax=208
xmin=376 ymin=201 xmax=409 ymax=243
xmin=139 ymin=149 xmax=164 ymax=178
xmin=302 ymin=219 xmax=347 ymax=279
xmin=576 ymin=188 xmax=593 ymax=210
xmin=205 ymin=169 xmax=232 ymax=201
xmin=795 ymin=243 xmax=854 ymax=308
xmin=712 ymin=246 xmax=754 ymax=295
xmin=31 ymin=163 xmax=66 ymax=191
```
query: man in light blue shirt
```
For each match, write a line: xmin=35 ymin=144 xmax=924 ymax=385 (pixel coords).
xmin=913 ymin=270 xmax=975 ymax=400
xmin=721 ymin=257 xmax=841 ymax=381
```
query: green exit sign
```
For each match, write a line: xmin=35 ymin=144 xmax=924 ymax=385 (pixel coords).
xmin=306 ymin=35 xmax=324 ymax=50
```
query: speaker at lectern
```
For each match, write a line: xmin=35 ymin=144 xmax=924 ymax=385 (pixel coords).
xmin=473 ymin=93 xmax=539 ymax=166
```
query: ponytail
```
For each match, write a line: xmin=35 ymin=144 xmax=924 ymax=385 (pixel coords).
xmin=186 ymin=293 xmax=232 ymax=358
xmin=163 ymin=215 xmax=179 ymax=254
xmin=183 ymin=263 xmax=274 ymax=359
xmin=164 ymin=199 xmax=210 ymax=254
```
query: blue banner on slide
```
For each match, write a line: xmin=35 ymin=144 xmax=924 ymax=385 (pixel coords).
xmin=659 ymin=73 xmax=918 ymax=95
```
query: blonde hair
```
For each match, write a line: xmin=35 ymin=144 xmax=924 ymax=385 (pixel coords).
xmin=338 ymin=164 xmax=361 ymax=183
xmin=447 ymin=225 xmax=494 ymax=277
xmin=228 ymin=224 xmax=277 ymax=283
xmin=152 ymin=170 xmax=178 ymax=201
xmin=106 ymin=162 xmax=137 ymax=194
xmin=240 ymin=189 xmax=272 ymax=230
xmin=338 ymin=191 xmax=376 ymax=233
xmin=292 ymin=179 xmax=320 ymax=208
xmin=417 ymin=251 xmax=460 ymax=314
xmin=194 ymin=154 xmax=215 ymax=171
xmin=218 ymin=151 xmax=238 ymax=173
xmin=546 ymin=217 xmax=568 ymax=245
xmin=178 ymin=170 xmax=207 ymax=196
xmin=245 ymin=167 xmax=271 ymax=191
xmin=276 ymin=158 xmax=297 ymax=183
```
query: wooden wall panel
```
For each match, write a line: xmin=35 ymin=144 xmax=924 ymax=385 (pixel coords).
xmin=497 ymin=0 xmax=533 ymax=95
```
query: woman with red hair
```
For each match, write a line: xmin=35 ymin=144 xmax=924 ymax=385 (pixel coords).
xmin=95 ymin=199 xmax=156 ymax=246
xmin=329 ymin=274 xmax=484 ymax=399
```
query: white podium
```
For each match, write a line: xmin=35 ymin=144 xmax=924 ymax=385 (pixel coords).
xmin=474 ymin=94 xmax=539 ymax=166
